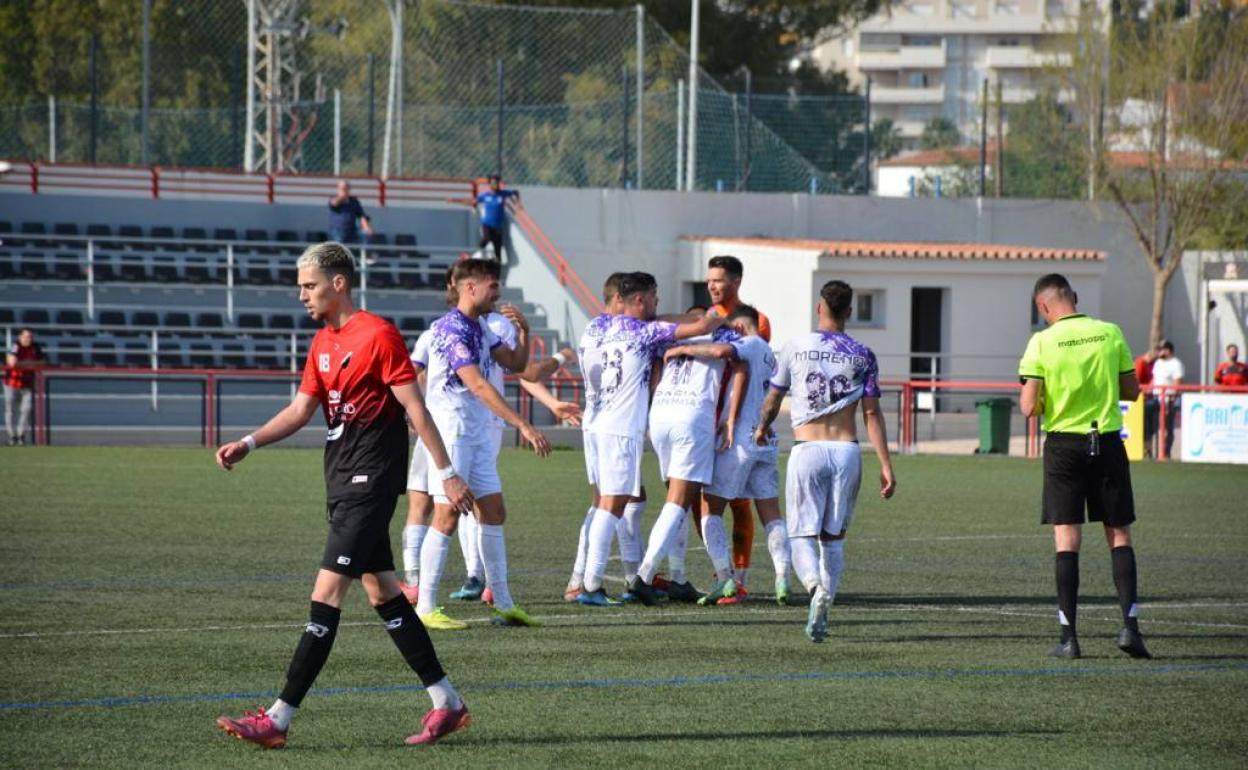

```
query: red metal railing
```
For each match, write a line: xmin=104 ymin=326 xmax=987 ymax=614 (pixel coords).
xmin=511 ymin=203 xmax=605 ymax=317
xmin=0 ymin=160 xmax=477 ymax=208
xmin=33 ymin=363 xmax=1243 ymax=454
xmin=31 ymin=364 xmax=584 ymax=448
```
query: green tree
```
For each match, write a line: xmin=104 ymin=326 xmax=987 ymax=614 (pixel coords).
xmin=1066 ymin=2 xmax=1248 ymax=348
xmin=1001 ymin=93 xmax=1086 ymax=199
xmin=871 ymin=118 xmax=903 ymax=160
xmin=920 ymin=117 xmax=961 ymax=150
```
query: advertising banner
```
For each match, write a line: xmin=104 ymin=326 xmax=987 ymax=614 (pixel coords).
xmin=1120 ymin=397 xmax=1145 ymax=461
xmin=1181 ymin=393 xmax=1248 ymax=464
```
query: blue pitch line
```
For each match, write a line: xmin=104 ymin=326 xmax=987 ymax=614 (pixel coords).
xmin=4 ymin=662 xmax=1246 ymax=713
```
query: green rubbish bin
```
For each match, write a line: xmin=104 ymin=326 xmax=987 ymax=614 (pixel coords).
xmin=975 ymin=398 xmax=1014 ymax=454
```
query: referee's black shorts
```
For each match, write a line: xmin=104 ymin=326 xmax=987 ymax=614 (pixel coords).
xmin=320 ymin=493 xmax=399 ymax=577
xmin=1042 ymin=432 xmax=1136 ymax=527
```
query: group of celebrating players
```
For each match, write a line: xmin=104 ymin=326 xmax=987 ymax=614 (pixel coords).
xmin=397 ymin=255 xmax=896 ymax=643
xmin=211 ymin=243 xmax=894 ymax=750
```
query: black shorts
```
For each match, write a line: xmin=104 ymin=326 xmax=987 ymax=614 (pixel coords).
xmin=1042 ymin=432 xmax=1136 ymax=527
xmin=320 ymin=493 xmax=399 ymax=577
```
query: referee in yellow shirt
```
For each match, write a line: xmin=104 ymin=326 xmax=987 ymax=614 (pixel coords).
xmin=1019 ymin=274 xmax=1151 ymax=660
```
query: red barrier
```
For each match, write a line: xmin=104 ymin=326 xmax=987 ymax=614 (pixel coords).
xmin=2 ymin=160 xmax=476 ymax=209
xmin=511 ymin=203 xmax=605 ymax=317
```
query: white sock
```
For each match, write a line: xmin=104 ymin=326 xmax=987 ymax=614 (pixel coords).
xmin=701 ymin=514 xmax=734 ymax=582
xmin=478 ymin=523 xmax=514 ymax=611
xmin=267 ymin=698 xmax=295 ymax=730
xmin=402 ymin=524 xmax=428 ymax=584
xmin=668 ymin=514 xmax=689 ymax=583
xmin=582 ymin=508 xmax=619 ymax=593
xmin=570 ymin=506 xmax=594 ymax=585
xmin=638 ymin=502 xmax=685 ymax=583
xmin=819 ymin=539 xmax=845 ymax=605
xmin=791 ymin=536 xmax=820 ymax=594
xmin=426 ymin=676 xmax=462 ymax=711
xmin=458 ymin=513 xmax=484 ymax=581
xmin=619 ymin=500 xmax=646 ymax=580
xmin=764 ymin=520 xmax=790 ymax=579
xmin=417 ymin=529 xmax=452 ymax=616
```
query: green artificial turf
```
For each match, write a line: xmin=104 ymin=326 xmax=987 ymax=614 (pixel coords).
xmin=1 ymin=447 xmax=1245 ymax=768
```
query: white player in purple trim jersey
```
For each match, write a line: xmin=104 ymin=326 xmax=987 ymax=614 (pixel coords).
xmin=755 ymin=279 xmax=896 ymax=642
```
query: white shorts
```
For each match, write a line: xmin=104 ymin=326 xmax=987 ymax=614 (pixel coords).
xmin=406 ymin=437 xmax=429 ymax=493
xmin=428 ymin=439 xmax=502 ymax=503
xmin=649 ymin=421 xmax=715 ymax=484
xmin=785 ymin=441 xmax=862 ymax=538
xmin=489 ymin=425 xmax=505 ymax=459
xmin=706 ymin=441 xmax=779 ymax=501
xmin=584 ymin=431 xmax=643 ymax=497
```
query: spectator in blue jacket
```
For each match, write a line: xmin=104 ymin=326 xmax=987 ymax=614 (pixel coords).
xmin=328 ymin=180 xmax=375 ymax=245
xmin=476 ymin=176 xmax=519 ymax=263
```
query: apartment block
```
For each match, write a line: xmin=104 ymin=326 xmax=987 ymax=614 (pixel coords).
xmin=813 ymin=0 xmax=1097 ymax=146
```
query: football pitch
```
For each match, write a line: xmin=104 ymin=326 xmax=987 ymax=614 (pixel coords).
xmin=1 ymin=447 xmax=1245 ymax=769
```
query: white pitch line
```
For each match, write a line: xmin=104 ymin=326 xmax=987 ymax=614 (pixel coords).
xmin=895 ymin=605 xmax=1248 ymax=630
xmin=2 ymin=600 xmax=1246 ymax=640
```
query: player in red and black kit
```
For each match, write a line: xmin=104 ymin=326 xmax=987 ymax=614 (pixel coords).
xmin=5 ymin=328 xmax=44 ymax=446
xmin=213 ymin=242 xmax=476 ymax=750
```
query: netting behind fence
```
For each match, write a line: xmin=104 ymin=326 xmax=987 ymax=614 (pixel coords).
xmin=0 ymin=0 xmax=866 ymax=193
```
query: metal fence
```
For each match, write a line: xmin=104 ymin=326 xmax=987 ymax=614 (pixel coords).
xmin=0 ymin=0 xmax=869 ymax=194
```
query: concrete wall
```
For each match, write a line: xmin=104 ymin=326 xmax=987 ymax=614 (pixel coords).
xmin=521 ymin=186 xmax=1189 ymax=365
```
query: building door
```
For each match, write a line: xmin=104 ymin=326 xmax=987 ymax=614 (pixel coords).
xmin=910 ymin=287 xmax=944 ymax=381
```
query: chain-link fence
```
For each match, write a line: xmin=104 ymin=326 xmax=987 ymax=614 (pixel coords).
xmin=0 ymin=0 xmax=868 ymax=194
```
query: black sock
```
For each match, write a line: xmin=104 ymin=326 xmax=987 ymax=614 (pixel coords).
xmin=376 ymin=594 xmax=446 ymax=687
xmin=1056 ymin=551 xmax=1079 ymax=642
xmin=1111 ymin=545 xmax=1140 ymax=632
xmin=279 ymin=601 xmax=341 ymax=707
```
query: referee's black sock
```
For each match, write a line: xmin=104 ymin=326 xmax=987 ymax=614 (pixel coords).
xmin=279 ymin=601 xmax=341 ymax=707
xmin=1111 ymin=546 xmax=1141 ymax=632
xmin=375 ymin=594 xmax=446 ymax=687
xmin=1055 ymin=551 xmax=1079 ymax=642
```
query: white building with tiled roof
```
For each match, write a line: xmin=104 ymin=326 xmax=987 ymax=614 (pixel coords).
xmin=680 ymin=235 xmax=1106 ymax=381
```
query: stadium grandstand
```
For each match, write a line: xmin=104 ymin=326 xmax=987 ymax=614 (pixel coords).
xmin=0 ymin=162 xmax=580 ymax=444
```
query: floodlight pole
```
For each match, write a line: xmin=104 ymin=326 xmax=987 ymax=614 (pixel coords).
xmin=496 ymin=59 xmax=505 ymax=178
xmin=382 ymin=0 xmax=404 ymax=178
xmin=979 ymin=78 xmax=988 ymax=198
xmin=863 ymin=78 xmax=872 ymax=195
xmin=89 ymin=34 xmax=99 ymax=164
xmin=244 ymin=0 xmax=256 ymax=171
xmin=621 ymin=64 xmax=630 ymax=188
xmin=676 ymin=79 xmax=685 ymax=190
xmin=635 ymin=4 xmax=645 ymax=190
xmin=141 ymin=0 xmax=151 ymax=165
xmin=333 ymin=88 xmax=341 ymax=175
xmin=685 ymin=0 xmax=699 ymax=192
